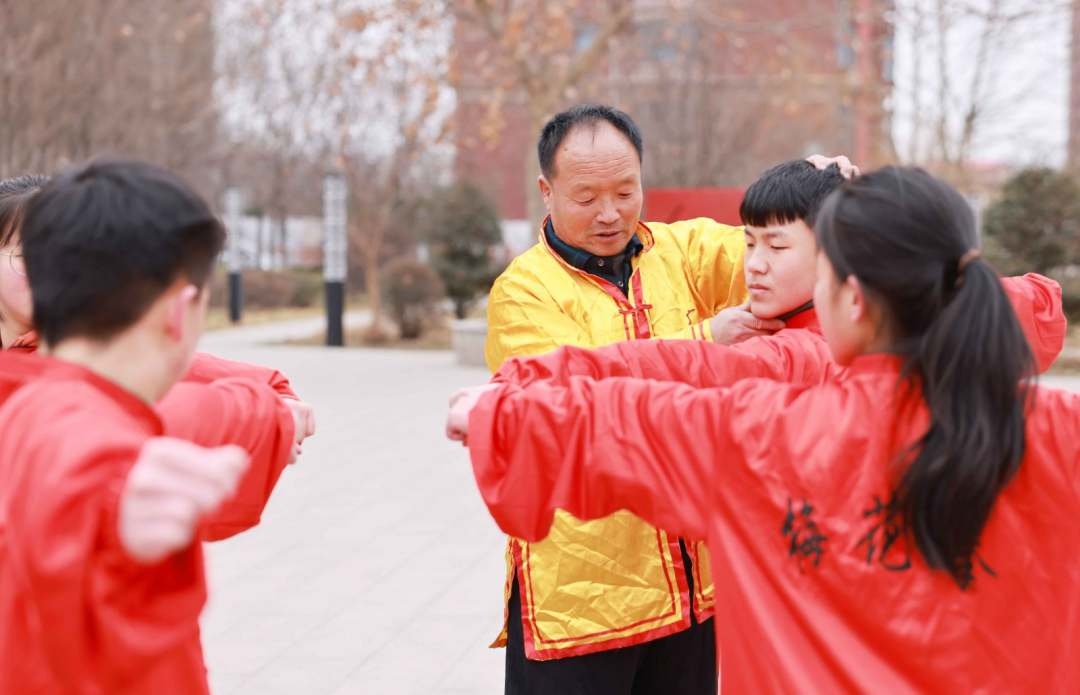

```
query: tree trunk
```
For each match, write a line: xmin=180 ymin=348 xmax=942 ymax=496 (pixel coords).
xmin=524 ymin=105 xmax=548 ymax=228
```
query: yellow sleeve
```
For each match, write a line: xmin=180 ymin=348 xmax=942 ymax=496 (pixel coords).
xmin=484 ymin=272 xmax=592 ymax=372
xmin=660 ymin=217 xmax=748 ymax=317
xmin=655 ymin=320 xmax=715 ymax=342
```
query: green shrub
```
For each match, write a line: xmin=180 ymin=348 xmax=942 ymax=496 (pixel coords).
xmin=382 ymin=257 xmax=445 ymax=339
xmin=419 ymin=182 xmax=503 ymax=319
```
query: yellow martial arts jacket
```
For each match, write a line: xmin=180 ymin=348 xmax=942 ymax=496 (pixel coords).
xmin=485 ymin=216 xmax=747 ymax=660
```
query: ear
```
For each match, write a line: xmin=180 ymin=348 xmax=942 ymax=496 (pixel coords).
xmin=538 ymin=175 xmax=553 ymax=212
xmin=845 ymin=275 xmax=868 ymax=324
xmin=164 ymin=284 xmax=200 ymax=342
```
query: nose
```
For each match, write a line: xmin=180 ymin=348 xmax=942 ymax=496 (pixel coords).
xmin=746 ymin=246 xmax=768 ymax=275
xmin=596 ymin=197 xmax=619 ymax=225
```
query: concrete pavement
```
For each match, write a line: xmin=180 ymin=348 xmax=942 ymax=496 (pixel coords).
xmin=198 ymin=328 xmax=504 ymax=694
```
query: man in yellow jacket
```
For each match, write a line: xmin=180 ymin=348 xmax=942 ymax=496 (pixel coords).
xmin=485 ymin=104 xmax=789 ymax=694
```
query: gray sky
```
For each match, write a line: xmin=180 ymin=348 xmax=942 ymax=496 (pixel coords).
xmin=890 ymin=0 xmax=1070 ymax=168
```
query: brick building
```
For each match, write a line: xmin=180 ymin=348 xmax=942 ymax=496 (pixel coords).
xmin=453 ymin=0 xmax=893 ymax=226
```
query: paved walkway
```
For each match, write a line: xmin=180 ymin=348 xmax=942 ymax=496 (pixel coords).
xmin=199 ymin=324 xmax=503 ymax=694
xmin=197 ymin=318 xmax=1080 ymax=694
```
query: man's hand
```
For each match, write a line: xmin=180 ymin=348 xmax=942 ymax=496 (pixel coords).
xmin=709 ymin=302 xmax=784 ymax=345
xmin=283 ymin=398 xmax=316 ymax=464
xmin=446 ymin=383 xmax=502 ymax=444
xmin=806 ymin=154 xmax=860 ymax=179
xmin=118 ymin=438 xmax=249 ymax=563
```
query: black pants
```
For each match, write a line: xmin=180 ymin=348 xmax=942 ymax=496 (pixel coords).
xmin=505 ymin=575 xmax=717 ymax=695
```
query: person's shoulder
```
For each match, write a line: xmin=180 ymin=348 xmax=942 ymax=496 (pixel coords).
xmin=2 ymin=377 xmax=145 ymax=447
xmin=0 ymin=388 xmax=134 ymax=488
xmin=490 ymin=243 xmax=569 ymax=299
xmin=497 ymin=242 xmax=558 ymax=277
xmin=1027 ymin=384 xmax=1080 ymax=438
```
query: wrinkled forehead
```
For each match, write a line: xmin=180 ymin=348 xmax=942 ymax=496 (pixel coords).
xmin=552 ymin=123 xmax=641 ymax=182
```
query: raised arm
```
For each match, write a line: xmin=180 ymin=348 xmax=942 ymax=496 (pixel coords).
xmin=183 ymin=351 xmax=298 ymax=399
xmin=659 ymin=217 xmax=748 ymax=321
xmin=466 ymin=376 xmax=741 ymax=543
xmin=493 ymin=329 xmax=836 ymax=390
xmin=158 ymin=378 xmax=297 ymax=541
xmin=8 ymin=436 xmax=209 ymax=690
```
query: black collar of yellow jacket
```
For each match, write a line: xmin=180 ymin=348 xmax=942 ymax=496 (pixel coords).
xmin=544 ymin=218 xmax=644 ymax=294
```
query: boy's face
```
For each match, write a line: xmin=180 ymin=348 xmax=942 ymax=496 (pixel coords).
xmin=743 ymin=218 xmax=818 ymax=319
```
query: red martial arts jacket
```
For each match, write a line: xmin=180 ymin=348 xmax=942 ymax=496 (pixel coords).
xmin=1 ymin=336 xmax=298 ymax=539
xmin=0 ymin=363 xmax=212 ymax=694
xmin=467 ymin=354 xmax=1080 ymax=693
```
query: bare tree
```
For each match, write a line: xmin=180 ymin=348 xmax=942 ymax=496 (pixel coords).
xmin=324 ymin=1 xmax=453 ymax=339
xmin=454 ymin=0 xmax=636 ymax=223
xmin=1 ymin=1 xmax=218 ymax=192
xmin=217 ymin=0 xmax=452 ymax=336
xmin=892 ymin=0 xmax=1069 ymax=188
xmin=218 ymin=0 xmax=334 ymax=267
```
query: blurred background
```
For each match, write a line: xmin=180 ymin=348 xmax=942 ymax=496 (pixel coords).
xmin=3 ymin=0 xmax=1077 ymax=364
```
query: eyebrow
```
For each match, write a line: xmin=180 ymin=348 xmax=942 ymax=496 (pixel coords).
xmin=745 ymin=229 xmax=790 ymax=241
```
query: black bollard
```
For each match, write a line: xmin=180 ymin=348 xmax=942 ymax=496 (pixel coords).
xmin=325 ymin=279 xmax=344 ymax=346
xmin=228 ymin=271 xmax=243 ymax=324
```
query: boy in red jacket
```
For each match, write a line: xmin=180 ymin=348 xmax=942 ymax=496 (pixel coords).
xmin=0 ymin=159 xmax=259 ymax=693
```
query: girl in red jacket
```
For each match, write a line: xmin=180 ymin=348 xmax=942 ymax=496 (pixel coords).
xmin=448 ymin=166 xmax=1080 ymax=693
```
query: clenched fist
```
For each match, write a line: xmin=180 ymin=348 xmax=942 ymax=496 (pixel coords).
xmin=446 ymin=383 xmax=502 ymax=444
xmin=118 ymin=437 xmax=249 ymax=563
xmin=283 ymin=398 xmax=317 ymax=464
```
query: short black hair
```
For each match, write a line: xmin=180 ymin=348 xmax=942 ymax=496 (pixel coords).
xmin=0 ymin=174 xmax=50 ymax=247
xmin=537 ymin=104 xmax=643 ymax=180
xmin=21 ymin=158 xmax=225 ymax=346
xmin=740 ymin=159 xmax=845 ymax=228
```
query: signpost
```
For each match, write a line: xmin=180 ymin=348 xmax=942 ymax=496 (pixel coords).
xmin=322 ymin=171 xmax=347 ymax=347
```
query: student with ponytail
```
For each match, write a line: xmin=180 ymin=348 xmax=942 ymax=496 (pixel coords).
xmin=447 ymin=167 xmax=1080 ymax=692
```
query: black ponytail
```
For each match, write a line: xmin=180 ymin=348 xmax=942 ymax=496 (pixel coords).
xmin=815 ymin=167 xmax=1033 ymax=588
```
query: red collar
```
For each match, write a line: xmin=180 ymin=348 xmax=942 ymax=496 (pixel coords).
xmin=784 ymin=305 xmax=819 ymax=331
xmin=6 ymin=331 xmax=38 ymax=352
xmin=31 ymin=356 xmax=163 ymax=434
